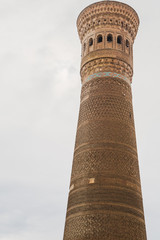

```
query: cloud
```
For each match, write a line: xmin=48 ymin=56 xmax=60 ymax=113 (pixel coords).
xmin=0 ymin=183 xmax=66 ymax=240
xmin=0 ymin=0 xmax=160 ymax=239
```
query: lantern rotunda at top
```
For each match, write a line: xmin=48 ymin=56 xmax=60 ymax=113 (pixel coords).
xmin=77 ymin=1 xmax=140 ymax=84
xmin=77 ymin=1 xmax=139 ymax=43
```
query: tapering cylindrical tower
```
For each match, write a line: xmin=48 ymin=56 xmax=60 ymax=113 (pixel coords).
xmin=63 ymin=1 xmax=147 ymax=239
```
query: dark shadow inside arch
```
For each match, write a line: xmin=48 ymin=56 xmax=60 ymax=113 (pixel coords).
xmin=117 ymin=35 xmax=122 ymax=44
xmin=89 ymin=38 xmax=93 ymax=46
xmin=97 ymin=35 xmax=103 ymax=43
xmin=107 ymin=34 xmax=113 ymax=42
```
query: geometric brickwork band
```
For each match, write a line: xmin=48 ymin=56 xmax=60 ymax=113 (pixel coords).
xmin=84 ymin=72 xmax=129 ymax=84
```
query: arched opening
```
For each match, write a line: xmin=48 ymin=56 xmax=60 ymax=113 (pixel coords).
xmin=107 ymin=34 xmax=113 ymax=42
xmin=97 ymin=35 xmax=103 ymax=43
xmin=126 ymin=39 xmax=130 ymax=48
xmin=117 ymin=35 xmax=122 ymax=44
xmin=89 ymin=38 xmax=93 ymax=46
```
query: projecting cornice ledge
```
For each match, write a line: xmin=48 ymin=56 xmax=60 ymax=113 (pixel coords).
xmin=77 ymin=1 xmax=139 ymax=43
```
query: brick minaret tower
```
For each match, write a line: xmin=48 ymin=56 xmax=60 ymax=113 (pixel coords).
xmin=63 ymin=1 xmax=147 ymax=239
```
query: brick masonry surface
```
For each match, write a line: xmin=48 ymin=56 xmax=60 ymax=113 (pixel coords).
xmin=63 ymin=1 xmax=147 ymax=239
xmin=84 ymin=72 xmax=129 ymax=83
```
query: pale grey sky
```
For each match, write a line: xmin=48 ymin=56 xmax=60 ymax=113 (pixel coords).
xmin=0 ymin=0 xmax=159 ymax=239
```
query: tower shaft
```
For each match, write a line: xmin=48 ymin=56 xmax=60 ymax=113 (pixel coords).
xmin=63 ymin=1 xmax=147 ymax=239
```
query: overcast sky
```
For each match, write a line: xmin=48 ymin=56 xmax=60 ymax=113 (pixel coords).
xmin=0 ymin=0 xmax=160 ymax=239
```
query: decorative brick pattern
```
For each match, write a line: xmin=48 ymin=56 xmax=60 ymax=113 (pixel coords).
xmin=71 ymin=149 xmax=140 ymax=180
xmin=66 ymin=203 xmax=144 ymax=220
xmin=81 ymin=58 xmax=133 ymax=84
xmin=64 ymin=214 xmax=146 ymax=240
xmin=81 ymin=77 xmax=132 ymax=102
xmin=74 ymin=142 xmax=137 ymax=157
xmin=84 ymin=72 xmax=129 ymax=83
xmin=78 ymin=94 xmax=134 ymax=126
xmin=77 ymin=1 xmax=139 ymax=42
xmin=63 ymin=1 xmax=147 ymax=240
xmin=67 ymin=186 xmax=143 ymax=210
xmin=75 ymin=120 xmax=137 ymax=149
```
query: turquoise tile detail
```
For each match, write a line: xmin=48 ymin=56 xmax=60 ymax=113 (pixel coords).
xmin=84 ymin=72 xmax=129 ymax=83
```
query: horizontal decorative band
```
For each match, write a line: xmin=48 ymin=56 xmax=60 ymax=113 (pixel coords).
xmin=84 ymin=72 xmax=129 ymax=83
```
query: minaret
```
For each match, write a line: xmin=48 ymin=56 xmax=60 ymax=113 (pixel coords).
xmin=63 ymin=1 xmax=147 ymax=239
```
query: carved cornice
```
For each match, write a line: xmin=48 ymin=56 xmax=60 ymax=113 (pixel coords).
xmin=77 ymin=1 xmax=139 ymax=42
xmin=81 ymin=48 xmax=133 ymax=71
